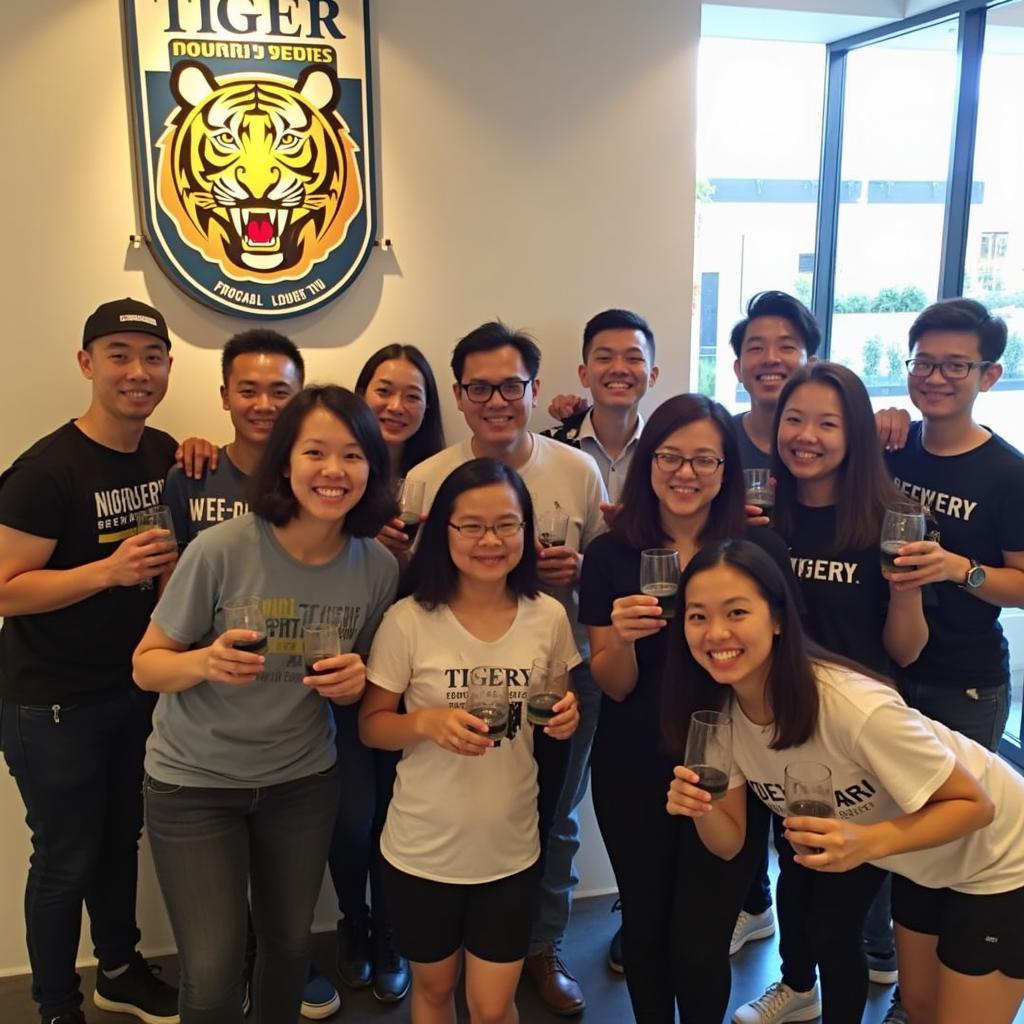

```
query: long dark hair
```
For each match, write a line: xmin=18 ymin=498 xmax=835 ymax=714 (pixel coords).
xmin=662 ymin=540 xmax=896 ymax=754
xmin=770 ymin=362 xmax=903 ymax=551
xmin=249 ymin=385 xmax=396 ymax=536
xmin=662 ymin=539 xmax=818 ymax=753
xmin=612 ymin=394 xmax=746 ymax=551
xmin=355 ymin=344 xmax=446 ymax=478
xmin=404 ymin=458 xmax=540 ymax=609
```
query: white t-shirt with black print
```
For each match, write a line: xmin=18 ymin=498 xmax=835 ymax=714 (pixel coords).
xmin=367 ymin=593 xmax=581 ymax=884
xmin=728 ymin=663 xmax=1024 ymax=895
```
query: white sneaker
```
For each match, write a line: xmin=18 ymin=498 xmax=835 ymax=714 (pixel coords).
xmin=730 ymin=908 xmax=777 ymax=956
xmin=732 ymin=981 xmax=821 ymax=1024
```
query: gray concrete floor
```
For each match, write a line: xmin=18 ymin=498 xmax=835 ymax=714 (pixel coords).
xmin=2 ymin=893 xmax=996 ymax=1023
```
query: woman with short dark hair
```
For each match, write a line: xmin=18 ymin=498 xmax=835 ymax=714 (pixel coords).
xmin=133 ymin=386 xmax=398 ymax=1024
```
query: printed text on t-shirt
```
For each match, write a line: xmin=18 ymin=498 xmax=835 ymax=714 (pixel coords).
xmin=893 ymin=477 xmax=978 ymax=521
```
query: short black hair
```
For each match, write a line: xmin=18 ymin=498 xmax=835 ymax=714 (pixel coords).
xmin=728 ymin=291 xmax=821 ymax=358
xmin=404 ymin=458 xmax=539 ymax=608
xmin=450 ymin=321 xmax=541 ymax=382
xmin=908 ymin=298 xmax=1007 ymax=362
xmin=582 ymin=309 xmax=655 ymax=362
xmin=355 ymin=344 xmax=446 ymax=478
xmin=249 ymin=385 xmax=395 ymax=536
xmin=222 ymin=329 xmax=305 ymax=386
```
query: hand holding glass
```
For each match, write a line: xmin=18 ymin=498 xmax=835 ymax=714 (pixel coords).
xmin=784 ymin=761 xmax=836 ymax=855
xmin=223 ymin=597 xmax=268 ymax=655
xmin=880 ymin=502 xmax=926 ymax=574
xmin=527 ymin=658 xmax=569 ymax=726
xmin=396 ymin=478 xmax=425 ymax=542
xmin=135 ymin=505 xmax=177 ymax=590
xmin=303 ymin=624 xmax=341 ymax=677
xmin=465 ymin=666 xmax=509 ymax=745
xmin=537 ymin=510 xmax=569 ymax=548
xmin=640 ymin=548 xmax=680 ymax=619
xmin=744 ymin=469 xmax=775 ymax=522
xmin=683 ymin=711 xmax=732 ymax=801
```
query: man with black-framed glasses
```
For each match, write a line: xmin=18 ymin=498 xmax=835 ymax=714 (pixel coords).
xmin=879 ymin=297 xmax=1024 ymax=1024
xmin=407 ymin=321 xmax=607 ymax=1016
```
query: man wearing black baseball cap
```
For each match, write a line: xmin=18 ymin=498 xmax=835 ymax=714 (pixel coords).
xmin=0 ymin=298 xmax=181 ymax=1024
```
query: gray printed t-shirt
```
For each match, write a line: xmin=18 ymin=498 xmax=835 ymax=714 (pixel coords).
xmin=145 ymin=513 xmax=398 ymax=788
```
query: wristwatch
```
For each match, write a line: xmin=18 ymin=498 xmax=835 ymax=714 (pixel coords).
xmin=960 ymin=558 xmax=986 ymax=590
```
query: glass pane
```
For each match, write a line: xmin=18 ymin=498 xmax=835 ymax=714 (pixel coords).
xmin=963 ymin=1 xmax=1024 ymax=759
xmin=830 ymin=20 xmax=959 ymax=391
xmin=691 ymin=38 xmax=825 ymax=405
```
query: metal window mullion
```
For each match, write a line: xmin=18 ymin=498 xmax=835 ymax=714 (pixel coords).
xmin=939 ymin=7 xmax=986 ymax=299
xmin=812 ymin=45 xmax=847 ymax=359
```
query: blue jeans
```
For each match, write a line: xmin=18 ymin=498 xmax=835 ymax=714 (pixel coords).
xmin=898 ymin=678 xmax=1009 ymax=752
xmin=327 ymin=702 xmax=398 ymax=926
xmin=0 ymin=690 xmax=152 ymax=1020
xmin=144 ymin=765 xmax=338 ymax=1024
xmin=529 ymin=661 xmax=601 ymax=954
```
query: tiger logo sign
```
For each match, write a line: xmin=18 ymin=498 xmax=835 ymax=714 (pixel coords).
xmin=124 ymin=1 xmax=375 ymax=317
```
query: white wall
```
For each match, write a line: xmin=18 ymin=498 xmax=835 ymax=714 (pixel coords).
xmin=0 ymin=0 xmax=700 ymax=975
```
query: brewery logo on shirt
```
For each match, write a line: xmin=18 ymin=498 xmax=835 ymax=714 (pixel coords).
xmin=123 ymin=0 xmax=375 ymax=317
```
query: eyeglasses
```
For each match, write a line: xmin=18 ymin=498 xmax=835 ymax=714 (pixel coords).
xmin=458 ymin=379 xmax=532 ymax=403
xmin=652 ymin=452 xmax=725 ymax=476
xmin=448 ymin=519 xmax=526 ymax=539
xmin=905 ymin=358 xmax=992 ymax=380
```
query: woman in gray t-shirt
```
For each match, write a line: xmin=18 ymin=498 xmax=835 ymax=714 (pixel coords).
xmin=133 ymin=387 xmax=398 ymax=1024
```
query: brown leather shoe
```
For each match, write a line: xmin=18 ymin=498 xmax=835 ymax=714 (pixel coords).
xmin=524 ymin=946 xmax=585 ymax=1016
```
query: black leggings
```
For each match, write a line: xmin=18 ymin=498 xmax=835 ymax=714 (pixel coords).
xmin=592 ymin=752 xmax=767 ymax=1024
xmin=776 ymin=827 xmax=886 ymax=1024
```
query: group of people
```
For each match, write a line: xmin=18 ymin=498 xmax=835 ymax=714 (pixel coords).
xmin=0 ymin=290 xmax=1022 ymax=1024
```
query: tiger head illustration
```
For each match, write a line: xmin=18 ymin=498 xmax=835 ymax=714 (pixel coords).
xmin=157 ymin=61 xmax=362 ymax=281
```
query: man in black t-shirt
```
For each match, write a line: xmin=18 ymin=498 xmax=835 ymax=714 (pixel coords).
xmin=879 ymin=298 xmax=1024 ymax=1024
xmin=0 ymin=298 xmax=180 ymax=1024
xmin=885 ymin=297 xmax=1024 ymax=750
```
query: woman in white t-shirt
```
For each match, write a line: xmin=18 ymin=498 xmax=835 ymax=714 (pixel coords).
xmin=665 ymin=538 xmax=1024 ymax=1024
xmin=359 ymin=457 xmax=581 ymax=1024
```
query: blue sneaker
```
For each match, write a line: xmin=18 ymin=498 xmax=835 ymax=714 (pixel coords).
xmin=866 ymin=948 xmax=898 ymax=985
xmin=300 ymin=972 xmax=341 ymax=1020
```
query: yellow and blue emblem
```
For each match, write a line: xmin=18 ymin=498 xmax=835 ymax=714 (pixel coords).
xmin=123 ymin=1 xmax=375 ymax=317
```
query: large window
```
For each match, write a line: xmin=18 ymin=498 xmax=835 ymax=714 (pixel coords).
xmin=963 ymin=1 xmax=1024 ymax=756
xmin=696 ymin=1 xmax=1024 ymax=765
xmin=691 ymin=38 xmax=824 ymax=408
xmin=829 ymin=20 xmax=958 ymax=391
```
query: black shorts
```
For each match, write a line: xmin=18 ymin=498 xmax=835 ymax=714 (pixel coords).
xmin=892 ymin=875 xmax=1024 ymax=979
xmin=381 ymin=858 xmax=541 ymax=964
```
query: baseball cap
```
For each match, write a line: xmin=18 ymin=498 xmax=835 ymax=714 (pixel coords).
xmin=82 ymin=298 xmax=171 ymax=350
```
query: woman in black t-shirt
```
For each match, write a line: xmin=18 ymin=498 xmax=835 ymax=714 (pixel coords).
xmin=730 ymin=362 xmax=929 ymax=1024
xmin=580 ymin=394 xmax=793 ymax=1023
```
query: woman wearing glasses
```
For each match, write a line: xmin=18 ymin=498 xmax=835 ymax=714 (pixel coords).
xmin=359 ymin=458 xmax=581 ymax=1024
xmin=579 ymin=395 xmax=797 ymax=1023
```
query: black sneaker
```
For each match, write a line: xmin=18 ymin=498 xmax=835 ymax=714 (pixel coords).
xmin=336 ymin=915 xmax=372 ymax=989
xmin=93 ymin=954 xmax=179 ymax=1024
xmin=46 ymin=1013 xmax=86 ymax=1024
xmin=371 ymin=927 xmax=410 ymax=1003
xmin=607 ymin=897 xmax=624 ymax=974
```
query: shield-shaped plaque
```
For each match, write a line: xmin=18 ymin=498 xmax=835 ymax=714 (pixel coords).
xmin=123 ymin=1 xmax=375 ymax=317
